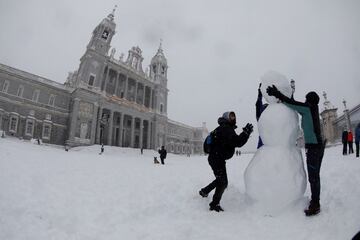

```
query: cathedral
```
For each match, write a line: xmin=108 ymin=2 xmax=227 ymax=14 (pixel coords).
xmin=0 ymin=9 xmax=208 ymax=154
xmin=320 ymin=92 xmax=360 ymax=144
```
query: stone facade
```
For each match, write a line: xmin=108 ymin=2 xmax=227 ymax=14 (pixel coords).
xmin=320 ymin=92 xmax=360 ymax=143
xmin=0 ymin=64 xmax=71 ymax=145
xmin=332 ymin=103 xmax=360 ymax=140
xmin=0 ymin=10 xmax=207 ymax=154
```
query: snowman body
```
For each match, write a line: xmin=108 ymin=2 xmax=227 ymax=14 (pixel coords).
xmin=244 ymin=71 xmax=306 ymax=214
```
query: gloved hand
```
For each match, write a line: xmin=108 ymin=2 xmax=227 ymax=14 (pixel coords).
xmin=258 ymin=83 xmax=262 ymax=98
xmin=266 ymin=84 xmax=280 ymax=97
xmin=243 ymin=123 xmax=253 ymax=136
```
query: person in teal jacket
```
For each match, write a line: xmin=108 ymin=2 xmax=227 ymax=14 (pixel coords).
xmin=267 ymin=85 xmax=325 ymax=216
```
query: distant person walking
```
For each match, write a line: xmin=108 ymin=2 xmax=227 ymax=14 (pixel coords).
xmin=342 ymin=130 xmax=348 ymax=155
xmin=158 ymin=146 xmax=167 ymax=165
xmin=99 ymin=144 xmax=104 ymax=155
xmin=355 ymin=123 xmax=360 ymax=158
xmin=348 ymin=131 xmax=354 ymax=154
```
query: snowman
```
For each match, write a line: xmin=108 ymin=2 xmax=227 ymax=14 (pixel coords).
xmin=244 ymin=71 xmax=306 ymax=214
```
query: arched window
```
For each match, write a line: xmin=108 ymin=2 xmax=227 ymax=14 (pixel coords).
xmin=17 ymin=85 xmax=24 ymax=97
xmin=88 ymin=74 xmax=95 ymax=86
xmin=32 ymin=89 xmax=40 ymax=102
xmin=48 ymin=95 xmax=56 ymax=106
xmin=2 ymin=80 xmax=9 ymax=93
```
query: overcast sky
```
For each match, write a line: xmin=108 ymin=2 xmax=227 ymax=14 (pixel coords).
xmin=0 ymin=0 xmax=359 ymax=133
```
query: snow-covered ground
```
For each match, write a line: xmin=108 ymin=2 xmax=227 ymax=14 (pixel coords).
xmin=0 ymin=137 xmax=359 ymax=240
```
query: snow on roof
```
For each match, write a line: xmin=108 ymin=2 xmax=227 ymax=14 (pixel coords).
xmin=0 ymin=63 xmax=73 ymax=92
xmin=168 ymin=119 xmax=202 ymax=130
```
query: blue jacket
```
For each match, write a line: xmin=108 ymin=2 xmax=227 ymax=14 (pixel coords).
xmin=355 ymin=124 xmax=360 ymax=143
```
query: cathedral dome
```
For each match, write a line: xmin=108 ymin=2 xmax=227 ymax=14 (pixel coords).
xmin=151 ymin=42 xmax=167 ymax=65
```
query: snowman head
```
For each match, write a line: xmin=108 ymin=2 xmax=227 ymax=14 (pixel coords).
xmin=260 ymin=71 xmax=292 ymax=104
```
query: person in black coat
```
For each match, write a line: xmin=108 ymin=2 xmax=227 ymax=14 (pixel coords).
xmin=158 ymin=146 xmax=167 ymax=165
xmin=267 ymin=86 xmax=325 ymax=216
xmin=342 ymin=130 xmax=348 ymax=155
xmin=199 ymin=111 xmax=253 ymax=212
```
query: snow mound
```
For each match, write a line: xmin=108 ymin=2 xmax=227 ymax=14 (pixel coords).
xmin=244 ymin=146 xmax=306 ymax=215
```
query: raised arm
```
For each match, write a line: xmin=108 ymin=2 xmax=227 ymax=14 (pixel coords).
xmin=266 ymin=85 xmax=310 ymax=115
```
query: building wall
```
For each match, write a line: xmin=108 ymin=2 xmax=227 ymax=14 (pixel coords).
xmin=322 ymin=104 xmax=360 ymax=143
xmin=166 ymin=120 xmax=207 ymax=155
xmin=0 ymin=61 xmax=207 ymax=153
xmin=0 ymin=64 xmax=71 ymax=145
xmin=0 ymin=13 xmax=207 ymax=154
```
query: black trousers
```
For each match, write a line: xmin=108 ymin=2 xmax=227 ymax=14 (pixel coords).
xmin=348 ymin=142 xmax=354 ymax=154
xmin=355 ymin=142 xmax=359 ymax=158
xmin=306 ymin=146 xmax=325 ymax=202
xmin=160 ymin=157 xmax=165 ymax=164
xmin=343 ymin=142 xmax=347 ymax=155
xmin=202 ymin=159 xmax=228 ymax=206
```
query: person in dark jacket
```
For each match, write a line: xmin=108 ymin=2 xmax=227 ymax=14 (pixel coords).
xmin=158 ymin=146 xmax=167 ymax=165
xmin=199 ymin=111 xmax=253 ymax=212
xmin=255 ymin=83 xmax=268 ymax=148
xmin=342 ymin=130 xmax=348 ymax=155
xmin=267 ymin=86 xmax=325 ymax=216
xmin=355 ymin=123 xmax=360 ymax=158
xmin=99 ymin=143 xmax=104 ymax=155
xmin=348 ymin=131 xmax=354 ymax=154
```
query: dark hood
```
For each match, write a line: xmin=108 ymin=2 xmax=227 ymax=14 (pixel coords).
xmin=305 ymin=91 xmax=320 ymax=105
xmin=218 ymin=117 xmax=237 ymax=129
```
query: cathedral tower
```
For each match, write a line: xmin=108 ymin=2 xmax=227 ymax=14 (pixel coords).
xmin=150 ymin=40 xmax=168 ymax=115
xmin=150 ymin=41 xmax=169 ymax=148
xmin=73 ymin=7 xmax=117 ymax=90
xmin=320 ymin=92 xmax=338 ymax=143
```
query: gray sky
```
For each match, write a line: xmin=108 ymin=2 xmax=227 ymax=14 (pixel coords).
xmin=0 ymin=0 xmax=359 ymax=133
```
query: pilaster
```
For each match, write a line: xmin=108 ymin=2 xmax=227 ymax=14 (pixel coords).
xmin=107 ymin=110 xmax=114 ymax=145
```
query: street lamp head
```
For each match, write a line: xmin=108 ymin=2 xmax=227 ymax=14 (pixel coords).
xmin=290 ymin=79 xmax=295 ymax=91
xmin=342 ymin=99 xmax=347 ymax=109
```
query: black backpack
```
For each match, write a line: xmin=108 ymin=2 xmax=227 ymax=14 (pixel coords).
xmin=203 ymin=129 xmax=217 ymax=154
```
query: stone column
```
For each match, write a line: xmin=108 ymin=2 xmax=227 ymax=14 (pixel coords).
xmin=90 ymin=102 xmax=99 ymax=144
xmin=147 ymin=120 xmax=151 ymax=149
xmin=134 ymin=81 xmax=138 ymax=103
xmin=103 ymin=68 xmax=110 ymax=93
xmin=150 ymin=89 xmax=153 ymax=109
xmin=114 ymin=72 xmax=120 ymax=96
xmin=96 ymin=107 xmax=103 ymax=144
xmin=139 ymin=119 xmax=144 ymax=149
xmin=69 ymin=98 xmax=80 ymax=140
xmin=142 ymin=86 xmax=146 ymax=106
xmin=124 ymin=76 xmax=129 ymax=99
xmin=107 ymin=110 xmax=114 ymax=145
xmin=119 ymin=113 xmax=124 ymax=146
xmin=130 ymin=116 xmax=135 ymax=147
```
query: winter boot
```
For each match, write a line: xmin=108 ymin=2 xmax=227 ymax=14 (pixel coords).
xmin=209 ymin=203 xmax=224 ymax=212
xmin=199 ymin=189 xmax=208 ymax=198
xmin=304 ymin=200 xmax=320 ymax=216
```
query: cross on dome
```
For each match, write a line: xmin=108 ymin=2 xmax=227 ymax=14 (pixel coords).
xmin=107 ymin=5 xmax=117 ymax=21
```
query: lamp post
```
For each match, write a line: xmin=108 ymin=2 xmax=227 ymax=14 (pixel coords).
xmin=343 ymin=99 xmax=352 ymax=131
xmin=100 ymin=113 xmax=109 ymax=145
xmin=290 ymin=79 xmax=295 ymax=99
